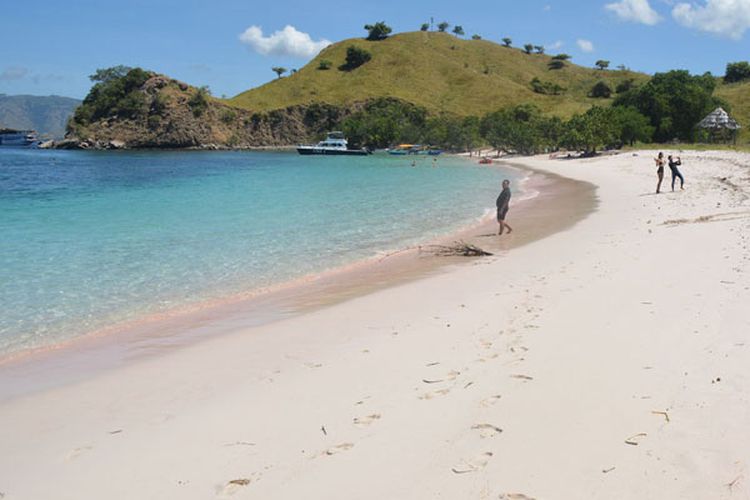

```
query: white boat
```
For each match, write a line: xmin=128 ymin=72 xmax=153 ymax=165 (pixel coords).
xmin=0 ymin=129 xmax=39 ymax=147
xmin=296 ymin=132 xmax=370 ymax=156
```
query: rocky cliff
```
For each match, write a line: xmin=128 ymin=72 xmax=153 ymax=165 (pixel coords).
xmin=62 ymin=73 xmax=355 ymax=149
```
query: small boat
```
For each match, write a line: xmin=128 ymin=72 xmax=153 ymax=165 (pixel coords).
xmin=0 ymin=128 xmax=39 ymax=148
xmin=478 ymin=157 xmax=493 ymax=164
xmin=296 ymin=132 xmax=370 ymax=156
xmin=388 ymin=144 xmax=443 ymax=156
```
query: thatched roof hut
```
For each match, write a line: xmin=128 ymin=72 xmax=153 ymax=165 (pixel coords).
xmin=697 ymin=107 xmax=740 ymax=130
xmin=697 ymin=107 xmax=741 ymax=143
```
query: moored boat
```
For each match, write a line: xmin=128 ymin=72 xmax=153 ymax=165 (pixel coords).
xmin=296 ymin=132 xmax=370 ymax=156
xmin=0 ymin=128 xmax=39 ymax=148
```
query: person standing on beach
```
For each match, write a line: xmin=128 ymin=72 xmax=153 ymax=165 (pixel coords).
xmin=655 ymin=152 xmax=666 ymax=194
xmin=668 ymin=155 xmax=685 ymax=191
xmin=496 ymin=179 xmax=513 ymax=235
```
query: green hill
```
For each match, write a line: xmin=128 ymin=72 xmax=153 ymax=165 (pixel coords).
xmin=0 ymin=94 xmax=81 ymax=138
xmin=229 ymin=31 xmax=647 ymax=118
xmin=716 ymin=81 xmax=750 ymax=141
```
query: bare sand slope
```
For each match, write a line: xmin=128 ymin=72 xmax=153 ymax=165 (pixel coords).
xmin=1 ymin=151 xmax=749 ymax=500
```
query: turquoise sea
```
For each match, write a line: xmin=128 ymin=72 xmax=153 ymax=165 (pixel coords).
xmin=0 ymin=149 xmax=516 ymax=357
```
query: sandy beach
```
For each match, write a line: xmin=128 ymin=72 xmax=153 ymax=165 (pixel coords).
xmin=1 ymin=150 xmax=749 ymax=499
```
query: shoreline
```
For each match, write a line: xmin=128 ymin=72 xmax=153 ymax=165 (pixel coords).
xmin=0 ymin=162 xmax=596 ymax=401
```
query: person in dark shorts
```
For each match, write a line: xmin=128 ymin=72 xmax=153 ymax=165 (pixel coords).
xmin=654 ymin=152 xmax=666 ymax=194
xmin=496 ymin=179 xmax=513 ymax=235
xmin=668 ymin=155 xmax=684 ymax=191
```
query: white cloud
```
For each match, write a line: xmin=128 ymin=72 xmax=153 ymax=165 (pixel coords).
xmin=0 ymin=66 xmax=29 ymax=81
xmin=239 ymin=25 xmax=331 ymax=58
xmin=548 ymin=40 xmax=564 ymax=50
xmin=672 ymin=0 xmax=750 ymax=39
xmin=577 ymin=39 xmax=595 ymax=52
xmin=605 ymin=0 xmax=663 ymax=25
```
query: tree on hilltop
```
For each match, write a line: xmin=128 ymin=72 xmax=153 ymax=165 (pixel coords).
xmin=502 ymin=37 xmax=512 ymax=47
xmin=272 ymin=67 xmax=286 ymax=79
xmin=452 ymin=25 xmax=465 ymax=37
xmin=437 ymin=21 xmax=450 ymax=32
xmin=472 ymin=34 xmax=482 ymax=40
xmin=364 ymin=21 xmax=392 ymax=41
xmin=534 ymin=45 xmax=545 ymax=54
xmin=595 ymin=60 xmax=610 ymax=70
xmin=523 ymin=44 xmax=534 ymax=54
xmin=725 ymin=61 xmax=750 ymax=83
xmin=420 ymin=23 xmax=429 ymax=31
xmin=89 ymin=65 xmax=133 ymax=83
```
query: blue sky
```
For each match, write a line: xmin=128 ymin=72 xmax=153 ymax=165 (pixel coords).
xmin=2 ymin=0 xmax=750 ymax=99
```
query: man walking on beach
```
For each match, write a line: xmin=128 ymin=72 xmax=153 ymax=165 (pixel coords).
xmin=496 ymin=179 xmax=513 ymax=235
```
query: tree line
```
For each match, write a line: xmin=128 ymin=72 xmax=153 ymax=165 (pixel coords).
xmin=340 ymin=69 xmax=728 ymax=153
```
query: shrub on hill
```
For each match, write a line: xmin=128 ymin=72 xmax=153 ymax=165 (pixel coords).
xmin=615 ymin=79 xmax=636 ymax=94
xmin=339 ymin=46 xmax=372 ymax=71
xmin=530 ymin=77 xmax=565 ymax=95
xmin=318 ymin=60 xmax=333 ymax=70
xmin=188 ymin=86 xmax=210 ymax=117
xmin=724 ymin=61 xmax=750 ymax=83
xmin=364 ymin=22 xmax=392 ymax=41
xmin=589 ymin=81 xmax=612 ymax=98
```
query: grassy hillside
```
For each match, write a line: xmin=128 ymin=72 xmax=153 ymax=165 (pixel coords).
xmin=0 ymin=94 xmax=81 ymax=138
xmin=715 ymin=80 xmax=750 ymax=142
xmin=229 ymin=31 xmax=648 ymax=118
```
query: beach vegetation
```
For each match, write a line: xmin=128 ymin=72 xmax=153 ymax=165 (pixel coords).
xmin=364 ymin=22 xmax=392 ymax=41
xmin=560 ymin=106 xmax=619 ymax=153
xmin=339 ymin=46 xmax=372 ymax=71
xmin=589 ymin=81 xmax=612 ymax=98
xmin=724 ymin=61 xmax=750 ymax=83
xmin=341 ymin=97 xmax=427 ymax=148
xmin=613 ymin=106 xmax=654 ymax=146
xmin=481 ymin=104 xmax=560 ymax=155
xmin=502 ymin=38 xmax=512 ymax=47
xmin=437 ymin=22 xmax=450 ymax=32
xmin=614 ymin=70 xmax=723 ymax=142
xmin=453 ymin=25 xmax=465 ymax=37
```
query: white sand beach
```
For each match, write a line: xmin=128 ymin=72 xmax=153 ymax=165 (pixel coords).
xmin=1 ymin=150 xmax=749 ymax=500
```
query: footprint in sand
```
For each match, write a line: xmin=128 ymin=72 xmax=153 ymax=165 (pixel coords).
xmin=353 ymin=414 xmax=382 ymax=427
xmin=471 ymin=423 xmax=503 ymax=438
xmin=64 ymin=446 xmax=92 ymax=461
xmin=324 ymin=443 xmax=354 ymax=456
xmin=420 ymin=388 xmax=451 ymax=400
xmin=217 ymin=474 xmax=261 ymax=497
xmin=480 ymin=395 xmax=502 ymax=408
xmin=451 ymin=451 xmax=493 ymax=474
xmin=499 ymin=494 xmax=536 ymax=500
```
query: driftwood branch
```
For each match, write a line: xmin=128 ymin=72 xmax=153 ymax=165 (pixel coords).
xmin=421 ymin=240 xmax=493 ymax=257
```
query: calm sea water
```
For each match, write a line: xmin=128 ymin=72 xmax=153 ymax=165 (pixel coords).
xmin=0 ymin=149 xmax=515 ymax=356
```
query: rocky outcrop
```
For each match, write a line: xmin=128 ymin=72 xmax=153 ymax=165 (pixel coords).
xmin=61 ymin=74 xmax=358 ymax=150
